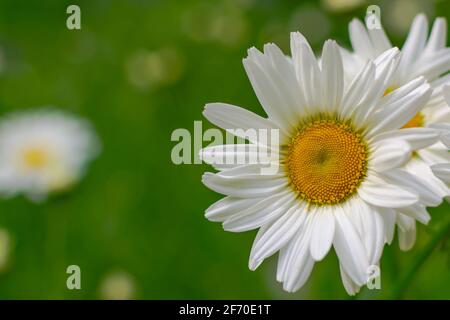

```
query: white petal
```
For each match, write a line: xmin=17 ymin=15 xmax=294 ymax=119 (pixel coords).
xmin=429 ymin=76 xmax=450 ymax=105
xmin=423 ymin=17 xmax=447 ymax=54
xmin=367 ymin=81 xmax=431 ymax=137
xmin=222 ymin=192 xmax=295 ymax=232
xmin=201 ymin=170 xmax=287 ymax=198
xmin=397 ymin=14 xmax=428 ymax=80
xmin=367 ymin=21 xmax=392 ymax=52
xmin=205 ymin=196 xmax=261 ymax=222
xmin=286 ymin=254 xmax=315 ymax=293
xmin=200 ymin=144 xmax=276 ymax=169
xmin=378 ymin=76 xmax=427 ymax=109
xmin=349 ymin=18 xmax=375 ymax=60
xmin=370 ymin=128 xmax=439 ymax=150
xmin=333 ymin=205 xmax=369 ymax=286
xmin=358 ymin=173 xmax=419 ymax=208
xmin=429 ymin=122 xmax=450 ymax=148
xmin=397 ymin=214 xmax=417 ymax=251
xmin=278 ymin=214 xmax=315 ymax=292
xmin=263 ymin=43 xmax=308 ymax=117
xmin=413 ymin=48 xmax=450 ymax=81
xmin=291 ymin=32 xmax=322 ymax=111
xmin=341 ymin=62 xmax=375 ymax=118
xmin=247 ymin=221 xmax=274 ymax=270
xmin=431 ymin=163 xmax=450 ymax=182
xmin=356 ymin=200 xmax=385 ymax=264
xmin=399 ymin=204 xmax=431 ymax=225
xmin=406 ymin=157 xmax=450 ymax=198
xmin=399 ymin=227 xmax=417 ymax=251
xmin=321 ymin=40 xmax=344 ymax=113
xmin=377 ymin=206 xmax=396 ymax=244
xmin=249 ymin=202 xmax=307 ymax=269
xmin=352 ymin=49 xmax=400 ymax=126
xmin=397 ymin=212 xmax=415 ymax=230
xmin=340 ymin=264 xmax=361 ymax=296
xmin=381 ymin=169 xmax=443 ymax=207
xmin=309 ymin=207 xmax=335 ymax=261
xmin=203 ymin=103 xmax=288 ymax=144
xmin=243 ymin=47 xmax=302 ymax=132
xmin=443 ymin=84 xmax=450 ymax=106
xmin=419 ymin=146 xmax=450 ymax=165
xmin=370 ymin=139 xmax=411 ymax=171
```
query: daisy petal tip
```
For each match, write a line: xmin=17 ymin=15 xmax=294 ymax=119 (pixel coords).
xmin=248 ymin=259 xmax=262 ymax=271
xmin=282 ymin=282 xmax=294 ymax=293
xmin=310 ymin=248 xmax=329 ymax=262
xmin=350 ymin=17 xmax=364 ymax=29
xmin=222 ymin=221 xmax=240 ymax=233
xmin=415 ymin=13 xmax=428 ymax=23
xmin=203 ymin=103 xmax=217 ymax=115
xmin=263 ymin=42 xmax=276 ymax=50
xmin=246 ymin=46 xmax=261 ymax=58
xmin=201 ymin=172 xmax=213 ymax=183
xmin=389 ymin=47 xmax=400 ymax=57
xmin=290 ymin=31 xmax=306 ymax=42
xmin=204 ymin=211 xmax=214 ymax=221
xmin=323 ymin=39 xmax=339 ymax=52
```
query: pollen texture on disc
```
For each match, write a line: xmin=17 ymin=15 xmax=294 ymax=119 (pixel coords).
xmin=286 ymin=120 xmax=368 ymax=205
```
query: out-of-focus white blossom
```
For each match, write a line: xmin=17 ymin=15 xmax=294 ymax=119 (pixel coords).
xmin=0 ymin=109 xmax=100 ymax=201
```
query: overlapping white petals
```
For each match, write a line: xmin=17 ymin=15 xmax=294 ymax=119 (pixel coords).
xmin=370 ymin=128 xmax=439 ymax=150
xmin=431 ymin=163 xmax=450 ymax=183
xmin=346 ymin=14 xmax=450 ymax=85
xmin=249 ymin=203 xmax=307 ymax=270
xmin=366 ymin=80 xmax=431 ymax=137
xmin=202 ymin=172 xmax=287 ymax=199
xmin=276 ymin=214 xmax=315 ymax=292
xmin=333 ymin=205 xmax=369 ymax=286
xmin=370 ymin=139 xmax=411 ymax=171
xmin=203 ymin=102 xmax=288 ymax=144
xmin=358 ymin=172 xmax=419 ymax=208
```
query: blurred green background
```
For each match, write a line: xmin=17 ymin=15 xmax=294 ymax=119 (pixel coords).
xmin=0 ymin=0 xmax=448 ymax=299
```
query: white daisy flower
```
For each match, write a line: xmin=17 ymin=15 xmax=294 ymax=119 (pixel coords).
xmin=0 ymin=109 xmax=100 ymax=201
xmin=344 ymin=14 xmax=450 ymax=251
xmin=431 ymin=85 xmax=450 ymax=184
xmin=201 ymin=33 xmax=438 ymax=295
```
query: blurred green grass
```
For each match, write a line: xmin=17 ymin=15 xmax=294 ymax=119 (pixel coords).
xmin=0 ymin=0 xmax=447 ymax=299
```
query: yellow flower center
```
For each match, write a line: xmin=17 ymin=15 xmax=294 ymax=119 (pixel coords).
xmin=23 ymin=148 xmax=48 ymax=169
xmin=402 ymin=112 xmax=424 ymax=129
xmin=384 ymin=86 xmax=395 ymax=96
xmin=286 ymin=119 xmax=368 ymax=205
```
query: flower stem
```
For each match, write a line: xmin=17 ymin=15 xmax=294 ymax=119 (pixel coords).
xmin=389 ymin=218 xmax=450 ymax=299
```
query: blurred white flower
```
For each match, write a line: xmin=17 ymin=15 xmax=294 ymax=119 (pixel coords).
xmin=99 ymin=271 xmax=136 ymax=300
xmin=0 ymin=109 xmax=100 ymax=201
xmin=431 ymin=85 xmax=450 ymax=184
